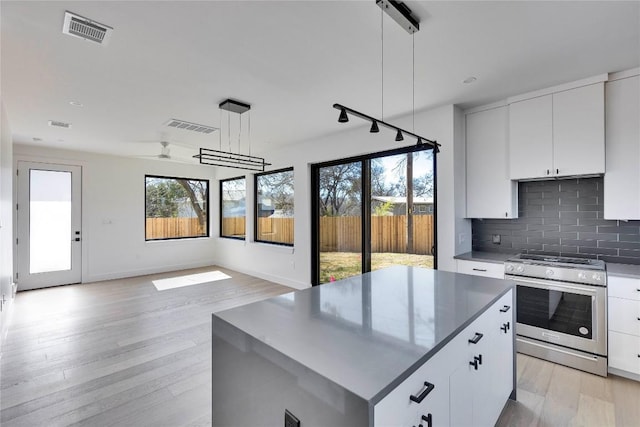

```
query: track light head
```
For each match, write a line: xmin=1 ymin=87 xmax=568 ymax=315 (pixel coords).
xmin=395 ymin=129 xmax=404 ymax=141
xmin=338 ymin=108 xmax=349 ymax=123
xmin=370 ymin=120 xmax=380 ymax=133
xmin=417 ymin=137 xmax=423 ymax=145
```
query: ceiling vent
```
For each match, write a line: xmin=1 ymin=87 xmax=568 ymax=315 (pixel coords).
xmin=62 ymin=11 xmax=113 ymax=46
xmin=48 ymin=120 xmax=72 ymax=129
xmin=164 ymin=119 xmax=217 ymax=134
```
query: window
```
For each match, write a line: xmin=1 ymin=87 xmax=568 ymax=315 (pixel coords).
xmin=145 ymin=175 xmax=209 ymax=240
xmin=255 ymin=168 xmax=294 ymax=245
xmin=220 ymin=177 xmax=246 ymax=239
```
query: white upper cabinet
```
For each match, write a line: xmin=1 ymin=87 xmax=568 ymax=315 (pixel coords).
xmin=604 ymin=73 xmax=640 ymax=220
xmin=509 ymin=95 xmax=553 ymax=180
xmin=509 ymin=80 xmax=605 ymax=180
xmin=465 ymin=105 xmax=518 ymax=218
xmin=553 ymin=83 xmax=605 ymax=176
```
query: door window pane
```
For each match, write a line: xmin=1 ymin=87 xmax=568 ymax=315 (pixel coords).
xmin=318 ymin=162 xmax=362 ymax=283
xmin=30 ymin=170 xmax=72 ymax=273
xmin=145 ymin=176 xmax=209 ymax=240
xmin=255 ymin=168 xmax=294 ymax=245
xmin=221 ymin=177 xmax=246 ymax=239
xmin=370 ymin=151 xmax=435 ymax=271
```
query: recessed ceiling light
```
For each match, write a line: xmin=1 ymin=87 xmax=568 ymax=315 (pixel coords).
xmin=32 ymin=137 xmax=42 ymax=142
xmin=463 ymin=76 xmax=477 ymax=84
xmin=69 ymin=101 xmax=83 ymax=107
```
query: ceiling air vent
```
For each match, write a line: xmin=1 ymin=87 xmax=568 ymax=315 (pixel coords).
xmin=48 ymin=120 xmax=72 ymax=129
xmin=164 ymin=119 xmax=218 ymax=135
xmin=62 ymin=11 xmax=113 ymax=46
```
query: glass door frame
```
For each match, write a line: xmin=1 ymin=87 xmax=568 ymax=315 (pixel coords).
xmin=311 ymin=144 xmax=437 ymax=286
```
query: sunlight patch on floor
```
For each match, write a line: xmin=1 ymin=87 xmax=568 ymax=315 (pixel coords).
xmin=152 ymin=271 xmax=231 ymax=291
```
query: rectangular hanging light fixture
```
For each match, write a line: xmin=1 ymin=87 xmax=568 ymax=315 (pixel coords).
xmin=195 ymin=98 xmax=271 ymax=171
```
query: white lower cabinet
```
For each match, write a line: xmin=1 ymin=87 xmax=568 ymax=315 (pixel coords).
xmin=374 ymin=290 xmax=514 ymax=426
xmin=608 ymin=275 xmax=640 ymax=379
xmin=456 ymin=260 xmax=505 ymax=279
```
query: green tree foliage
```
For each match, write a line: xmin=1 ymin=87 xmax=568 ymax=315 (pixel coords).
xmin=146 ymin=177 xmax=208 ymax=230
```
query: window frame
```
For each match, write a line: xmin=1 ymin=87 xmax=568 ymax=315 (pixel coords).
xmin=144 ymin=174 xmax=210 ymax=241
xmin=219 ymin=175 xmax=247 ymax=241
xmin=254 ymin=167 xmax=294 ymax=247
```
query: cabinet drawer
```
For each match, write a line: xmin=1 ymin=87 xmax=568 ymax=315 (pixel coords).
xmin=608 ymin=276 xmax=640 ymax=301
xmin=609 ymin=331 xmax=640 ymax=375
xmin=609 ymin=297 xmax=640 ymax=336
xmin=457 ymin=260 xmax=504 ymax=279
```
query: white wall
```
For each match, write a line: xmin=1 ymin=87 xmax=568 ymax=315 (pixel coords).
xmin=1 ymin=104 xmax=15 ymax=341
xmin=13 ymin=145 xmax=218 ymax=284
xmin=213 ymin=104 xmax=471 ymax=288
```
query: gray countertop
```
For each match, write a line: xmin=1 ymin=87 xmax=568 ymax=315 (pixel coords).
xmin=455 ymin=251 xmax=640 ymax=279
xmin=213 ymin=265 xmax=513 ymax=403
xmin=607 ymin=263 xmax=640 ymax=279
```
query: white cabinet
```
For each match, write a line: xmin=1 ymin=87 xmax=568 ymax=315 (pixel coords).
xmin=374 ymin=290 xmax=515 ymax=427
xmin=457 ymin=259 xmax=504 ymax=279
xmin=509 ymin=95 xmax=553 ymax=180
xmin=608 ymin=275 xmax=640 ymax=379
xmin=604 ymin=74 xmax=640 ymax=220
xmin=465 ymin=105 xmax=518 ymax=218
xmin=449 ymin=291 xmax=514 ymax=427
xmin=509 ymin=83 xmax=605 ymax=180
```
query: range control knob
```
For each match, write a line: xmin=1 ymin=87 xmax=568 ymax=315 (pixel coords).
xmin=516 ymin=265 xmax=525 ymax=273
xmin=505 ymin=264 xmax=514 ymax=273
xmin=592 ymin=273 xmax=602 ymax=282
xmin=578 ymin=272 xmax=587 ymax=281
xmin=545 ymin=269 xmax=554 ymax=277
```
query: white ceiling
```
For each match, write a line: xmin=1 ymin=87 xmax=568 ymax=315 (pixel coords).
xmin=2 ymin=1 xmax=639 ymax=161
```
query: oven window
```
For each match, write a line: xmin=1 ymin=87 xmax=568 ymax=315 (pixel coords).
xmin=517 ymin=285 xmax=593 ymax=339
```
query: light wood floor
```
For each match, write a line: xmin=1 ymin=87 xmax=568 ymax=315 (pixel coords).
xmin=1 ymin=266 xmax=639 ymax=426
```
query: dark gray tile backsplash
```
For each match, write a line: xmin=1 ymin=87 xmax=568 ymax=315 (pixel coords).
xmin=471 ymin=177 xmax=640 ymax=265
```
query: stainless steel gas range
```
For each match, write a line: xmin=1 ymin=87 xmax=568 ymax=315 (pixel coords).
xmin=504 ymin=254 xmax=607 ymax=376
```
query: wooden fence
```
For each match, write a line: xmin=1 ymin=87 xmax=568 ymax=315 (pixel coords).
xmin=320 ymin=215 xmax=434 ymax=255
xmin=146 ymin=218 xmax=205 ymax=240
xmin=222 ymin=214 xmax=434 ymax=255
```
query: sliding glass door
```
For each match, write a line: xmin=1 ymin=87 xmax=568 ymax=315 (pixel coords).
xmin=312 ymin=146 xmax=436 ymax=285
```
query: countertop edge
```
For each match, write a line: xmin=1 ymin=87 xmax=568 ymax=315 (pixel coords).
xmin=607 ymin=263 xmax=640 ymax=279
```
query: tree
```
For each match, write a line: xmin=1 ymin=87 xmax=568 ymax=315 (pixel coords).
xmin=146 ymin=177 xmax=208 ymax=232
xmin=318 ymin=163 xmax=361 ymax=216
xmin=258 ymin=170 xmax=294 ymax=215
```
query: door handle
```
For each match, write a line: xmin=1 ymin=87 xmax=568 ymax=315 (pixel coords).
xmin=74 ymin=237 xmax=81 ymax=242
xmin=468 ymin=332 xmax=483 ymax=344
xmin=500 ymin=305 xmax=511 ymax=313
xmin=409 ymin=381 xmax=435 ymax=403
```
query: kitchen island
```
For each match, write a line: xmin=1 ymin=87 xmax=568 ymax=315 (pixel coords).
xmin=212 ymin=266 xmax=515 ymax=427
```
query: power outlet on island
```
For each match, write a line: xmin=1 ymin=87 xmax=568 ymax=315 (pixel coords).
xmin=284 ymin=409 xmax=300 ymax=427
xmin=492 ymin=234 xmax=501 ymax=244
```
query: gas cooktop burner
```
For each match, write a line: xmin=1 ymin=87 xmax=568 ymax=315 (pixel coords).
xmin=506 ymin=253 xmax=606 ymax=271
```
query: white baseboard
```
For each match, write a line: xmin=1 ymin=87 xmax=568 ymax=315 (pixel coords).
xmin=83 ymin=261 xmax=218 ymax=283
xmin=213 ymin=260 xmax=308 ymax=290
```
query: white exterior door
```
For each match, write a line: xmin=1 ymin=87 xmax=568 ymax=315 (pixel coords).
xmin=16 ymin=161 xmax=82 ymax=290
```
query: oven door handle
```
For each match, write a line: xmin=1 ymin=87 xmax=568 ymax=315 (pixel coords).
xmin=506 ymin=276 xmax=598 ymax=295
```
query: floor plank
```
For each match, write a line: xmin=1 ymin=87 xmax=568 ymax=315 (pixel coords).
xmin=2 ymin=267 xmax=640 ymax=426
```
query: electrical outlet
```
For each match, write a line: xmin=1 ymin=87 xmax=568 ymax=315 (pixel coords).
xmin=284 ymin=409 xmax=300 ymax=427
xmin=492 ymin=234 xmax=501 ymax=244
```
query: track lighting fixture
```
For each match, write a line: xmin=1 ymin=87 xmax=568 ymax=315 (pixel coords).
xmin=338 ymin=108 xmax=349 ymax=123
xmin=333 ymin=103 xmax=439 ymax=150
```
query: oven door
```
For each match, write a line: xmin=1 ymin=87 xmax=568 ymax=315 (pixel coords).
xmin=508 ymin=275 xmax=607 ymax=356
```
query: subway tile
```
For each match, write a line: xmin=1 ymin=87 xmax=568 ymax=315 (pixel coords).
xmin=598 ymin=225 xmax=640 ymax=235
xmin=620 ymin=249 xmax=640 ymax=258
xmin=562 ymin=239 xmax=597 ymax=247
xmin=543 ymin=231 xmax=578 ymax=239
xmin=598 ymin=241 xmax=640 ymax=250
xmin=578 ymin=247 xmax=618 ymax=256
xmin=619 ymin=234 xmax=640 ymax=242
xmin=561 ymin=211 xmax=598 ymax=220
xmin=527 ymin=224 xmax=560 ymax=232
xmin=528 ymin=237 xmax=560 ymax=245
xmin=578 ymin=232 xmax=618 ymax=241
xmin=559 ymin=225 xmax=597 ymax=233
